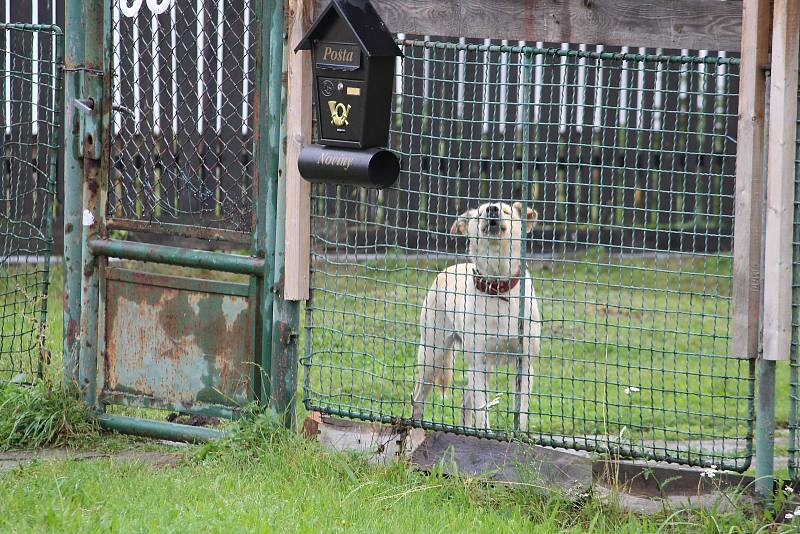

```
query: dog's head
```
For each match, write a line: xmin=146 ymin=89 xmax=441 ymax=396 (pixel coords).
xmin=450 ymin=202 xmax=537 ymax=277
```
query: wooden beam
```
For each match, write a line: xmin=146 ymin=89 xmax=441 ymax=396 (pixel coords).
xmin=284 ymin=0 xmax=314 ymax=301
xmin=732 ymin=0 xmax=771 ymax=359
xmin=762 ymin=0 xmax=800 ymax=361
xmin=313 ymin=0 xmax=743 ymax=52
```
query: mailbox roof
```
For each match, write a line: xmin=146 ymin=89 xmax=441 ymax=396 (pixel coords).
xmin=295 ymin=0 xmax=402 ymax=57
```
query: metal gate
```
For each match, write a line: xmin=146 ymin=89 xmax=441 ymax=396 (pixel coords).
xmin=0 ymin=23 xmax=62 ymax=383
xmin=65 ymin=0 xmax=286 ymax=438
xmin=303 ymin=38 xmax=755 ymax=471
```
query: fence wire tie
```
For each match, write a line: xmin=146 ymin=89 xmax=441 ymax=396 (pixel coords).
xmin=61 ymin=65 xmax=105 ymax=76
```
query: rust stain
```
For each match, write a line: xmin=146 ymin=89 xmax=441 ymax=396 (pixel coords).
xmin=104 ymin=274 xmax=252 ymax=409
xmin=66 ymin=318 xmax=78 ymax=346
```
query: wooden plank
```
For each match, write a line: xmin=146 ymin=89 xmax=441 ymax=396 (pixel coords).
xmin=313 ymin=0 xmax=743 ymax=52
xmin=762 ymin=0 xmax=800 ymax=361
xmin=307 ymin=415 xmax=592 ymax=493
xmin=284 ymin=0 xmax=313 ymax=301
xmin=731 ymin=0 xmax=771 ymax=359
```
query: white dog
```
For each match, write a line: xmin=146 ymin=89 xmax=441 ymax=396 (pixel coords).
xmin=411 ymin=202 xmax=540 ymax=431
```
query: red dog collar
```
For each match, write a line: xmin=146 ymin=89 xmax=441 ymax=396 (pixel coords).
xmin=473 ymin=267 xmax=520 ymax=300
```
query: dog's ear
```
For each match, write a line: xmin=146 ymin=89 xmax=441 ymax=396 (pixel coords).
xmin=449 ymin=209 xmax=476 ymax=237
xmin=513 ymin=202 xmax=538 ymax=234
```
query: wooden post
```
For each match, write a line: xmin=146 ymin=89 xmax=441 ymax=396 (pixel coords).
xmin=731 ymin=0 xmax=771 ymax=360
xmin=763 ymin=0 xmax=800 ymax=361
xmin=284 ymin=0 xmax=314 ymax=300
xmin=284 ymin=0 xmax=313 ymax=301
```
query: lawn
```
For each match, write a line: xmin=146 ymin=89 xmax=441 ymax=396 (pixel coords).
xmin=0 ymin=256 xmax=796 ymax=532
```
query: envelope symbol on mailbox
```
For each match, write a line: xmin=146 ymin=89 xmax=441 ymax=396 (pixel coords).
xmin=328 ymin=100 xmax=351 ymax=127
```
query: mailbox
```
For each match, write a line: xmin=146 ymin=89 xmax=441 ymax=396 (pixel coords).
xmin=295 ymin=0 xmax=402 ymax=188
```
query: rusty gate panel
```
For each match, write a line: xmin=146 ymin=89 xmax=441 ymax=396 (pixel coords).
xmin=102 ymin=268 xmax=252 ymax=416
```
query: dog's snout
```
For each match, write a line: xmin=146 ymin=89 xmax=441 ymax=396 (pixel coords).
xmin=486 ymin=205 xmax=500 ymax=222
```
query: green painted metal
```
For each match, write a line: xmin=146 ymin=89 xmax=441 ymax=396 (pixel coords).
xmin=89 ymin=239 xmax=266 ymax=276
xmin=76 ymin=0 xmax=109 ymax=409
xmin=755 ymin=359 xmax=776 ymax=503
xmin=270 ymin=29 xmax=298 ymax=429
xmin=102 ymin=267 xmax=253 ymax=410
xmin=254 ymin=0 xmax=285 ymax=407
xmin=0 ymin=24 xmax=62 ymax=383
xmin=96 ymin=414 xmax=223 ymax=443
xmin=63 ymin=0 xmax=87 ymax=388
xmin=512 ymin=49 xmax=533 ymax=432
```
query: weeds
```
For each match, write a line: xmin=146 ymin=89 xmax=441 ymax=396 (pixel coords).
xmin=0 ymin=379 xmax=97 ymax=451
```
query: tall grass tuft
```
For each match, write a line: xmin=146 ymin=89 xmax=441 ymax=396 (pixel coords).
xmin=0 ymin=379 xmax=97 ymax=450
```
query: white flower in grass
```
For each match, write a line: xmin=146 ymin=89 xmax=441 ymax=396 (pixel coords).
xmin=700 ymin=464 xmax=718 ymax=478
xmin=788 ymin=508 xmax=800 ymax=521
xmin=787 ymin=512 xmax=794 ymax=520
xmin=623 ymin=386 xmax=641 ymax=395
xmin=785 ymin=485 xmax=795 ymax=495
xmin=482 ymin=393 xmax=503 ymax=410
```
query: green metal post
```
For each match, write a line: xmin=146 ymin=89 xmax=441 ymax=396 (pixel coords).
xmin=76 ymin=0 xmax=109 ymax=408
xmin=514 ymin=48 xmax=533 ymax=432
xmin=254 ymin=0 xmax=284 ymax=406
xmin=62 ymin=0 xmax=86 ymax=388
xmin=756 ymin=360 xmax=776 ymax=503
xmin=755 ymin=72 xmax=774 ymax=505
xmin=270 ymin=23 xmax=298 ymax=428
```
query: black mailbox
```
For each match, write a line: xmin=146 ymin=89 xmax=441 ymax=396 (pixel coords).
xmin=295 ymin=0 xmax=402 ymax=188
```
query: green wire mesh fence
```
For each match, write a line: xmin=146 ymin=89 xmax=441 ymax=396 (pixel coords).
xmin=787 ymin=60 xmax=800 ymax=483
xmin=0 ymin=24 xmax=62 ymax=382
xmin=303 ymin=38 xmax=754 ymax=471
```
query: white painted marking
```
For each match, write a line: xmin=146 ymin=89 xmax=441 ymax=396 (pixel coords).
xmin=82 ymin=209 xmax=95 ymax=226
xmin=456 ymin=37 xmax=465 ymax=119
xmin=576 ymin=43 xmax=587 ymax=133
xmin=533 ymin=42 xmax=543 ymax=124
xmin=558 ymin=43 xmax=569 ymax=134
xmin=481 ymin=38 xmax=491 ymax=134
xmin=592 ymin=45 xmax=604 ymax=132
xmin=31 ymin=1 xmax=39 ymax=136
xmin=653 ymin=48 xmax=664 ymax=131
xmin=498 ymin=39 xmax=508 ymax=134
xmin=113 ymin=4 xmax=122 ymax=133
xmin=635 ymin=47 xmax=646 ymax=129
xmin=151 ymin=13 xmax=161 ymax=135
xmin=241 ymin=0 xmax=251 ymax=135
xmin=618 ymin=46 xmax=630 ymax=127
xmin=171 ymin=1 xmax=178 ymax=134
xmin=215 ymin=0 xmax=224 ymax=134
xmin=196 ymin=0 xmax=206 ymax=134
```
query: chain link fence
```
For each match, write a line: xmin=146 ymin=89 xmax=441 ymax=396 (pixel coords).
xmin=303 ymin=38 xmax=753 ymax=471
xmin=106 ymin=0 xmax=256 ymax=242
xmin=0 ymin=23 xmax=61 ymax=382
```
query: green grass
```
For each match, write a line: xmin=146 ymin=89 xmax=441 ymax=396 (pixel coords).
xmin=0 ymin=409 xmax=789 ymax=534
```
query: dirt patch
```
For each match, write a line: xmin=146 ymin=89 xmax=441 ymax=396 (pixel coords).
xmin=0 ymin=449 xmax=182 ymax=471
